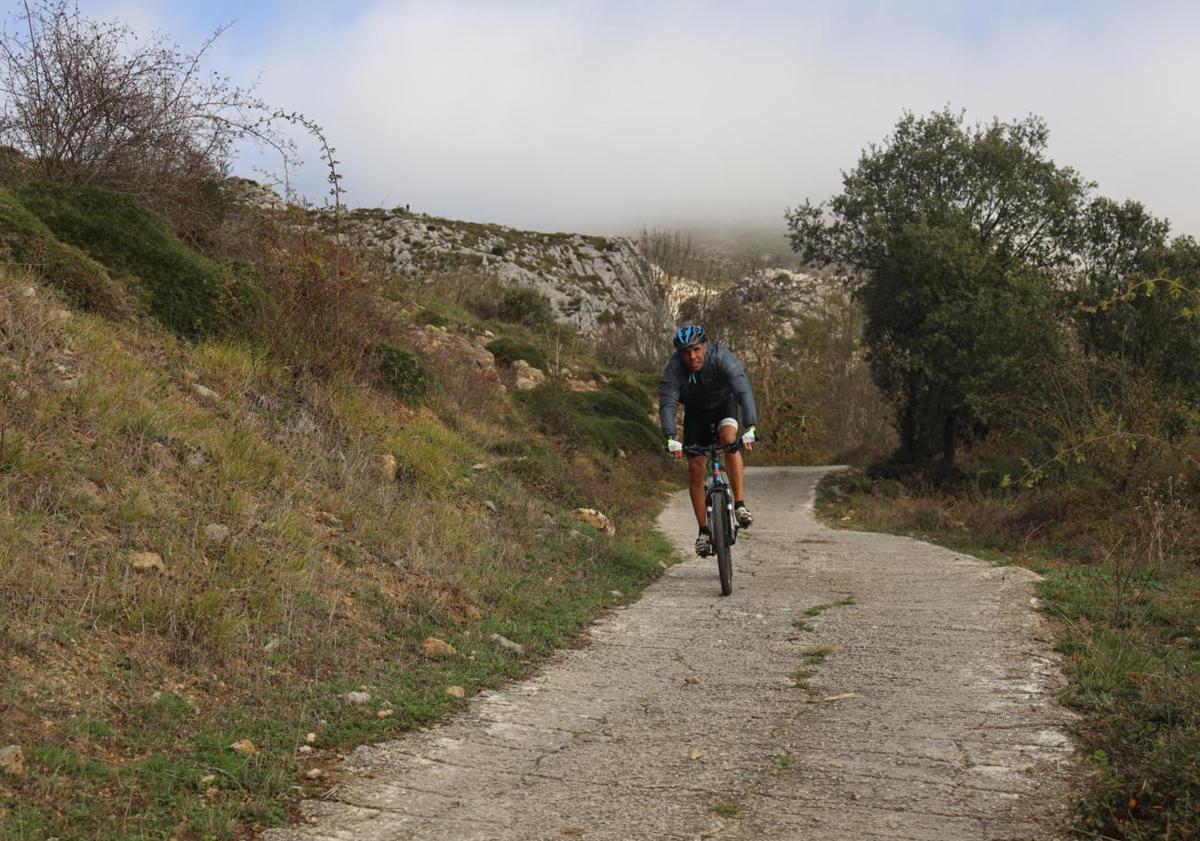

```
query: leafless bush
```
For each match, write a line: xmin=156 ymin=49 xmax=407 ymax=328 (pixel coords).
xmin=0 ymin=0 xmax=294 ymax=231
xmin=236 ymin=213 xmax=382 ymax=380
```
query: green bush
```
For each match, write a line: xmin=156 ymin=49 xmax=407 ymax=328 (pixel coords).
xmin=485 ymin=337 xmax=547 ymax=372
xmin=377 ymin=344 xmax=432 ymax=402
xmin=14 ymin=182 xmax=229 ymax=337
xmin=0 ymin=188 xmax=130 ymax=315
xmin=497 ymin=286 xmax=553 ymax=327
xmin=516 ymin=381 xmax=664 ymax=457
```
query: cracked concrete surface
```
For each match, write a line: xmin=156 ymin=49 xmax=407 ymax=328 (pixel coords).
xmin=262 ymin=467 xmax=1076 ymax=840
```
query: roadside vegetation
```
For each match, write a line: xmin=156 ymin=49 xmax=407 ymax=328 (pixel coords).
xmin=799 ymin=109 xmax=1200 ymax=841
xmin=0 ymin=3 xmax=673 ymax=838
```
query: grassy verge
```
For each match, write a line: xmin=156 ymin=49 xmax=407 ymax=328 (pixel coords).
xmin=816 ymin=469 xmax=1199 ymax=841
xmin=0 ymin=265 xmax=677 ymax=840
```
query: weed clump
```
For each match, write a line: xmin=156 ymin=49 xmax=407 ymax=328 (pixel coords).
xmin=376 ymin=344 xmax=432 ymax=402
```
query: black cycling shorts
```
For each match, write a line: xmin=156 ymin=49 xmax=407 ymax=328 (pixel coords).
xmin=682 ymin=397 xmax=740 ymax=448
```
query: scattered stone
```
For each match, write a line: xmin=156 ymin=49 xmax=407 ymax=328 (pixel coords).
xmin=376 ymin=709 xmax=393 ymax=719
xmin=568 ymin=530 xmax=587 ymax=541
xmin=305 ymin=732 xmax=317 ymax=743
xmin=340 ymin=691 xmax=372 ymax=705
xmin=512 ymin=359 xmax=547 ymax=391
xmin=262 ymin=637 xmax=281 ymax=653
xmin=129 ymin=551 xmax=165 ymax=573
xmin=610 ymin=590 xmax=623 ymax=598
xmin=192 ymin=383 xmax=221 ymax=402
xmin=471 ymin=462 xmax=489 ymax=471
xmin=202 ymin=523 xmax=230 ymax=546
xmin=147 ymin=442 xmax=176 ymax=467
xmin=684 ymin=676 xmax=700 ymax=686
xmin=377 ymin=454 xmax=398 ymax=482
xmin=74 ymin=480 xmax=104 ymax=507
xmin=21 ymin=286 xmax=35 ymax=298
xmin=445 ymin=686 xmax=466 ymax=699
xmin=0 ymin=745 xmax=24 ymax=776
xmin=482 ymin=500 xmax=497 ymax=513
xmin=820 ymin=693 xmax=858 ymax=703
xmin=421 ymin=637 xmax=456 ymax=658
xmin=572 ymin=507 xmax=616 ymax=536
xmin=305 ymin=768 xmax=323 ymax=779
xmin=298 ymin=745 xmax=313 ymax=754
xmin=184 ymin=449 xmax=207 ymax=469
xmin=52 ymin=309 xmax=71 ymax=321
xmin=688 ymin=748 xmax=704 ymax=761
xmin=229 ymin=739 xmax=257 ymax=755
xmin=199 ymin=774 xmax=216 ymax=785
xmin=488 ymin=633 xmax=525 ymax=655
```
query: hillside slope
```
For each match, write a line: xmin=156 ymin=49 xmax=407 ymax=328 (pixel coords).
xmin=0 ymin=185 xmax=675 ymax=839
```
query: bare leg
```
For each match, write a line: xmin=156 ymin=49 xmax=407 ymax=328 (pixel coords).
xmin=721 ymin=424 xmax=746 ymax=502
xmin=688 ymin=456 xmax=707 ymax=528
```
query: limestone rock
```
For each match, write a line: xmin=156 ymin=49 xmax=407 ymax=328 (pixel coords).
xmin=512 ymin=359 xmax=546 ymax=391
xmin=229 ymin=739 xmax=257 ymax=755
xmin=420 ymin=637 xmax=456 ymax=658
xmin=192 ymin=383 xmax=221 ymax=402
xmin=130 ymin=551 xmax=165 ymax=573
xmin=340 ymin=691 xmax=372 ymax=705
xmin=203 ymin=523 xmax=230 ymax=546
xmin=377 ymin=454 xmax=399 ymax=482
xmin=445 ymin=685 xmax=466 ymax=699
xmin=488 ymin=633 xmax=525 ymax=655
xmin=0 ymin=745 xmax=24 ymax=776
xmin=572 ymin=508 xmax=616 ymax=536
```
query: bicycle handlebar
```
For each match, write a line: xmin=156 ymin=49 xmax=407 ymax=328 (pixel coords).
xmin=682 ymin=440 xmax=746 ymax=457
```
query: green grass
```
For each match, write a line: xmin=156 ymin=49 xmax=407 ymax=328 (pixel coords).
xmin=791 ymin=619 xmax=814 ymax=632
xmin=710 ymin=801 xmax=743 ymax=818
xmin=803 ymin=596 xmax=857 ymax=617
xmin=801 ymin=645 xmax=836 ymax=666
xmin=817 ymin=469 xmax=1200 ymax=841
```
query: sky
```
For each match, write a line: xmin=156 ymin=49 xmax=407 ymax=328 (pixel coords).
xmin=45 ymin=1 xmax=1200 ymax=238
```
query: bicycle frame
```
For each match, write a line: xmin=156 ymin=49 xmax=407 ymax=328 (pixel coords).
xmin=683 ymin=439 xmax=743 ymax=546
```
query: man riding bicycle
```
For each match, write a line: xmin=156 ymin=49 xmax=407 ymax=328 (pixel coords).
xmin=659 ymin=324 xmax=758 ymax=557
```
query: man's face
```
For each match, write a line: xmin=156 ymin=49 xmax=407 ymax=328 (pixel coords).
xmin=681 ymin=341 xmax=707 ymax=372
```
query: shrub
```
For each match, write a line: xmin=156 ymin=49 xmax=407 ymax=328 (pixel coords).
xmin=497 ymin=286 xmax=554 ymax=327
xmin=14 ymin=182 xmax=228 ymax=336
xmin=485 ymin=337 xmax=547 ymax=372
xmin=376 ymin=344 xmax=432 ymax=402
xmin=235 ymin=216 xmax=381 ymax=378
xmin=0 ymin=187 xmax=129 ymax=315
xmin=516 ymin=381 xmax=664 ymax=457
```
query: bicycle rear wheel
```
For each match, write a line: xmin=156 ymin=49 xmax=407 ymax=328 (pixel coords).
xmin=710 ymin=489 xmax=733 ymax=596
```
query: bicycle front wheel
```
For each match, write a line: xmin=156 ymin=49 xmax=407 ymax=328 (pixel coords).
xmin=710 ymin=489 xmax=733 ymax=596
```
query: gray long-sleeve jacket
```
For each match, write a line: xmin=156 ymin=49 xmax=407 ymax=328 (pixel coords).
xmin=658 ymin=341 xmax=759 ymax=439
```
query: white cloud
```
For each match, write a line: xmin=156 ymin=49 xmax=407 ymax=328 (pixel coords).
xmin=83 ymin=1 xmax=1200 ymax=238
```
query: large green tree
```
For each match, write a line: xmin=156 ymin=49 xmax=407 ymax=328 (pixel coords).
xmin=787 ymin=108 xmax=1089 ymax=469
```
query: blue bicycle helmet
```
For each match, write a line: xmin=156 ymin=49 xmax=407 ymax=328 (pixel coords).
xmin=673 ymin=324 xmax=707 ymax=350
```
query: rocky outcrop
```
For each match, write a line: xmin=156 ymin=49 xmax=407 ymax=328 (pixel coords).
xmin=336 ymin=209 xmax=663 ymax=332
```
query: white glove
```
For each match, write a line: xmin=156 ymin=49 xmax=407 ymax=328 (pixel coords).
xmin=666 ymin=438 xmax=683 ymax=454
xmin=742 ymin=426 xmax=757 ymax=446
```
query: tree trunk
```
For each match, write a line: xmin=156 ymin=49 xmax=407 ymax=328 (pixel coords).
xmin=941 ymin=412 xmax=957 ymax=471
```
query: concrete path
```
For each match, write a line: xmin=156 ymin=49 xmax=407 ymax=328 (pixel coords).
xmin=263 ymin=466 xmax=1075 ymax=840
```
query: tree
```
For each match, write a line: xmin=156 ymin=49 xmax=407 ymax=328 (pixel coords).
xmin=0 ymin=0 xmax=293 ymax=232
xmin=786 ymin=108 xmax=1088 ymax=470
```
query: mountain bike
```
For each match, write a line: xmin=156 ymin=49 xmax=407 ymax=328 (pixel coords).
xmin=683 ymin=438 xmax=744 ymax=596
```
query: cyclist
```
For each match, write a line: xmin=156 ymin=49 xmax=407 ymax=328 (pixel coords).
xmin=659 ymin=324 xmax=758 ymax=557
